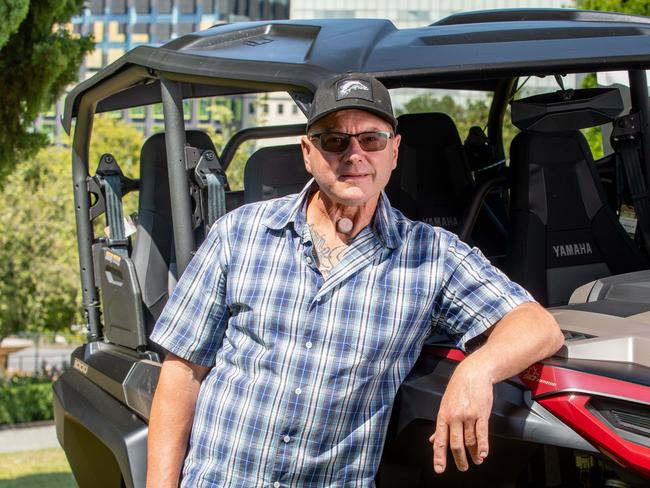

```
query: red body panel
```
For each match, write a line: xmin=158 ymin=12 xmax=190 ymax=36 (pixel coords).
xmin=423 ymin=346 xmax=650 ymax=478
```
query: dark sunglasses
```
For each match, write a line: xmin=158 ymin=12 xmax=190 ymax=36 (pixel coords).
xmin=309 ymin=131 xmax=394 ymax=153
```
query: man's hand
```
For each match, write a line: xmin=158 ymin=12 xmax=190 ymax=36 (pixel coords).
xmin=429 ymin=362 xmax=492 ymax=473
xmin=428 ymin=302 xmax=564 ymax=474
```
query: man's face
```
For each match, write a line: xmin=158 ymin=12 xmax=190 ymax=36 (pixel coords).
xmin=301 ymin=109 xmax=401 ymax=207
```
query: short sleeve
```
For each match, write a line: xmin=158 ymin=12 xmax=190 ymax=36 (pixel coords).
xmin=150 ymin=221 xmax=230 ymax=367
xmin=431 ymin=234 xmax=534 ymax=350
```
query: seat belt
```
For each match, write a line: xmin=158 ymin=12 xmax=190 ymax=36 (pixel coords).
xmin=96 ymin=154 xmax=129 ymax=256
xmin=204 ymin=172 xmax=227 ymax=228
xmin=611 ymin=112 xmax=650 ymax=254
xmin=188 ymin=147 xmax=228 ymax=229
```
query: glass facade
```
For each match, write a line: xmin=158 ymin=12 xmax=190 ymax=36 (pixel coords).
xmin=38 ymin=0 xmax=290 ymax=142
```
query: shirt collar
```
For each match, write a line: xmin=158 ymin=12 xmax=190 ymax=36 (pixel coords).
xmin=262 ymin=179 xmax=402 ymax=249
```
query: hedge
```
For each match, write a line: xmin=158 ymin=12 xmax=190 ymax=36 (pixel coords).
xmin=0 ymin=375 xmax=53 ymax=425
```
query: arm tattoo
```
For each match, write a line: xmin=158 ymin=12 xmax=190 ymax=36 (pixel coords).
xmin=308 ymin=224 xmax=347 ymax=279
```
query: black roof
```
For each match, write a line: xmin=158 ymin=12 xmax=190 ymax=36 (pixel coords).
xmin=63 ymin=8 xmax=650 ymax=132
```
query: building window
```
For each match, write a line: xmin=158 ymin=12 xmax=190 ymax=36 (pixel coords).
xmin=277 ymin=103 xmax=284 ymax=115
xmin=152 ymin=23 xmax=172 ymax=41
xmin=135 ymin=0 xmax=150 ymax=14
xmin=179 ymin=0 xmax=196 ymax=14
xmin=202 ymin=0 xmax=214 ymax=14
xmin=292 ymin=105 xmax=298 ymax=115
xmin=129 ymin=106 xmax=145 ymax=121
xmin=133 ymin=23 xmax=149 ymax=35
xmin=262 ymin=104 xmax=269 ymax=114
xmin=176 ymin=23 xmax=195 ymax=36
xmin=90 ymin=0 xmax=105 ymax=14
xmin=157 ymin=0 xmax=172 ymax=14
xmin=313 ymin=10 xmax=355 ymax=19
xmin=199 ymin=99 xmax=211 ymax=122
xmin=248 ymin=102 xmax=255 ymax=114
xmin=110 ymin=0 xmax=126 ymax=14
xmin=153 ymin=104 xmax=164 ymax=121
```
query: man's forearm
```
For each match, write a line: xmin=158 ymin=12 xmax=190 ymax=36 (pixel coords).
xmin=147 ymin=353 xmax=210 ymax=488
xmin=431 ymin=301 xmax=564 ymax=473
xmin=462 ymin=301 xmax=564 ymax=384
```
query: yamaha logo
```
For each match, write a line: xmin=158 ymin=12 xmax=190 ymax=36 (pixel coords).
xmin=422 ymin=216 xmax=459 ymax=228
xmin=552 ymin=242 xmax=593 ymax=258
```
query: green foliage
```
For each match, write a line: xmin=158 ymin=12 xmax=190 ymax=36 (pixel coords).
xmin=579 ymin=73 xmax=605 ymax=159
xmin=0 ymin=375 xmax=53 ymax=425
xmin=0 ymin=114 xmax=147 ymax=342
xmin=0 ymin=0 xmax=29 ymax=49
xmin=198 ymin=102 xmax=254 ymax=191
xmin=576 ymin=0 xmax=650 ymax=15
xmin=88 ymin=115 xmax=145 ymax=178
xmin=0 ymin=145 xmax=79 ymax=342
xmin=0 ymin=0 xmax=94 ymax=182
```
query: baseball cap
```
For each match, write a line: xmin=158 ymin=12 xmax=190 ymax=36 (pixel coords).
xmin=307 ymin=73 xmax=397 ymax=131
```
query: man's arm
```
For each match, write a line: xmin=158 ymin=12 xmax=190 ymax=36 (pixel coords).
xmin=146 ymin=353 xmax=211 ymax=488
xmin=430 ymin=301 xmax=564 ymax=474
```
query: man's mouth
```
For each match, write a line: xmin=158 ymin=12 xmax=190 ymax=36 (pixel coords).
xmin=339 ymin=174 xmax=369 ymax=180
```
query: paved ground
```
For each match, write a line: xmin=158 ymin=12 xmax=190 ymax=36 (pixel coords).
xmin=0 ymin=423 xmax=59 ymax=453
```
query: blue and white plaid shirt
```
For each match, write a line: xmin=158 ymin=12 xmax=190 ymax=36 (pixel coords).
xmin=151 ymin=181 xmax=533 ymax=487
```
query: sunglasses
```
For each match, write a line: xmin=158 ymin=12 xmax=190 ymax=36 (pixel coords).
xmin=309 ymin=131 xmax=394 ymax=153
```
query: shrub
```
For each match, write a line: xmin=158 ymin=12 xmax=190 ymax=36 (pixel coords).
xmin=0 ymin=374 xmax=54 ymax=425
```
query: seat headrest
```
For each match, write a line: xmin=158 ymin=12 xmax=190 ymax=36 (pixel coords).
xmin=397 ymin=112 xmax=462 ymax=147
xmin=244 ymin=144 xmax=311 ymax=203
xmin=140 ymin=130 xmax=217 ymax=164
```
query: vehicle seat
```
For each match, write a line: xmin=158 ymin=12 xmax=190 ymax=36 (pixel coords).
xmin=386 ymin=113 xmax=474 ymax=234
xmin=244 ymin=144 xmax=311 ymax=203
xmin=132 ymin=130 xmax=218 ymax=348
xmin=386 ymin=113 xmax=474 ymax=232
xmin=506 ymin=130 xmax=648 ymax=306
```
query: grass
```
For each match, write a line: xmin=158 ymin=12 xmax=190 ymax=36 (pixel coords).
xmin=0 ymin=448 xmax=77 ymax=488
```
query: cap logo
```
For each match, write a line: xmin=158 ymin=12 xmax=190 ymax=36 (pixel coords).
xmin=336 ymin=79 xmax=372 ymax=101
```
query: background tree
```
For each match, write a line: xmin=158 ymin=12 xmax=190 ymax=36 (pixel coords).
xmin=199 ymin=101 xmax=255 ymax=190
xmin=0 ymin=116 xmax=144 ymax=343
xmin=0 ymin=0 xmax=93 ymax=182
xmin=576 ymin=0 xmax=650 ymax=15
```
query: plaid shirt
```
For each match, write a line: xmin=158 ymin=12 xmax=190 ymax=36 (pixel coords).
xmin=151 ymin=181 xmax=533 ymax=488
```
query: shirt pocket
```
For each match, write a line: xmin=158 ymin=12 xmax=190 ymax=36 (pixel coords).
xmin=226 ymin=306 xmax=268 ymax=350
xmin=345 ymin=283 xmax=430 ymax=366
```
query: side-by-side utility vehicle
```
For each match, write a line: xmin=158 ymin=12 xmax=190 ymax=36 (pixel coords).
xmin=54 ymin=8 xmax=650 ymax=487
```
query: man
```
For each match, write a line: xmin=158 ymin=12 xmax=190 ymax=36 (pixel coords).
xmin=147 ymin=73 xmax=564 ymax=487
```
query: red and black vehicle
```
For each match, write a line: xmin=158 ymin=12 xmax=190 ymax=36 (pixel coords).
xmin=54 ymin=9 xmax=650 ymax=487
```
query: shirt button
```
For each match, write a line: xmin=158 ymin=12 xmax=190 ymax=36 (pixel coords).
xmin=283 ymin=435 xmax=291 ymax=443
xmin=305 ymin=256 xmax=312 ymax=264
xmin=295 ymin=387 xmax=302 ymax=395
xmin=273 ymin=482 xmax=281 ymax=488
xmin=315 ymin=296 xmax=322 ymax=303
xmin=305 ymin=341 xmax=313 ymax=349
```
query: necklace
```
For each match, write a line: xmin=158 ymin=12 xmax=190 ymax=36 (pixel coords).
xmin=336 ymin=217 xmax=353 ymax=234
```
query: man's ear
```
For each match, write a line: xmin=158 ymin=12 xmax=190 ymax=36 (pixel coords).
xmin=391 ymin=133 xmax=401 ymax=170
xmin=300 ymin=135 xmax=314 ymax=175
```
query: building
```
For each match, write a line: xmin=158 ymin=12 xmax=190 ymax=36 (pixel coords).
xmin=38 ymin=0 xmax=290 ymax=142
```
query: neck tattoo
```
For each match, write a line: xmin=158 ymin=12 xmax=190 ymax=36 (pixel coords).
xmin=336 ymin=217 xmax=353 ymax=234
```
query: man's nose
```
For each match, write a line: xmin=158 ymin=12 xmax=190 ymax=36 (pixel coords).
xmin=342 ymin=135 xmax=366 ymax=161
